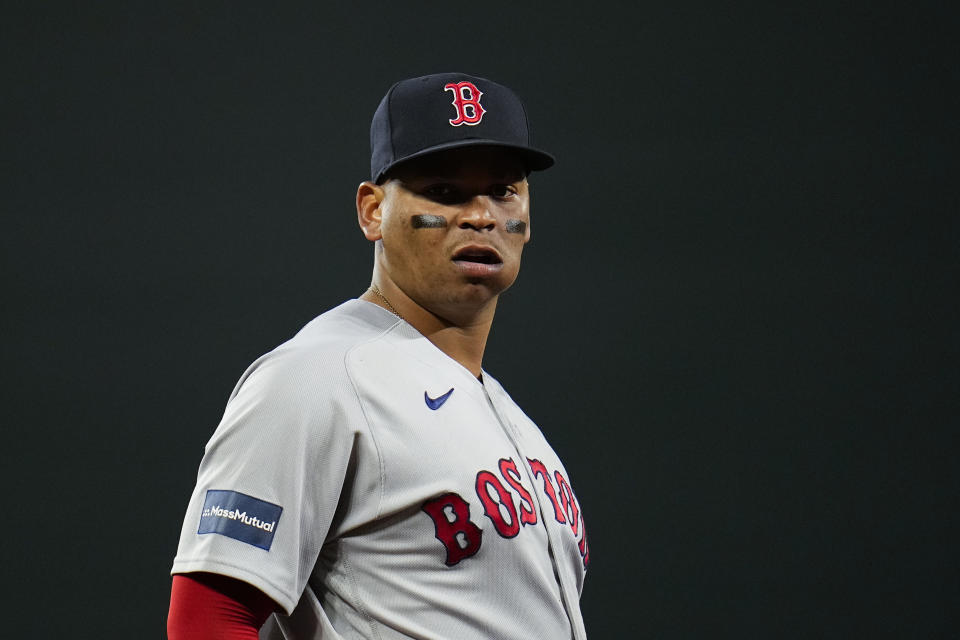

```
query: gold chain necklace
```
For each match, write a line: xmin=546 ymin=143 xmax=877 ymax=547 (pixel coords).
xmin=369 ymin=284 xmax=404 ymax=322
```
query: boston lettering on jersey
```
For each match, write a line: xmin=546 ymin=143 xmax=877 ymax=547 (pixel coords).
xmin=422 ymin=457 xmax=589 ymax=569
xmin=198 ymin=489 xmax=283 ymax=551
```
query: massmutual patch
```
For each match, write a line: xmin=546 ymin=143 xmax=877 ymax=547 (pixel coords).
xmin=198 ymin=489 xmax=282 ymax=550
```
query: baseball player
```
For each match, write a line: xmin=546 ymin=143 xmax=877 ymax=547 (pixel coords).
xmin=168 ymin=72 xmax=589 ymax=640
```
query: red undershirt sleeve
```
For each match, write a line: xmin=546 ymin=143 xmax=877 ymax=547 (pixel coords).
xmin=167 ymin=572 xmax=277 ymax=640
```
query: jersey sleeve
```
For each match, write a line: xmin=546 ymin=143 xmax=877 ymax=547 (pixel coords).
xmin=167 ymin=573 xmax=276 ymax=639
xmin=171 ymin=346 xmax=365 ymax=615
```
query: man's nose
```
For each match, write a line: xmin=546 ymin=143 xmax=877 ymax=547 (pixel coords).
xmin=456 ymin=197 xmax=496 ymax=231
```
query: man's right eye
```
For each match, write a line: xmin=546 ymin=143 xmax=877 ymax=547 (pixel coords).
xmin=423 ymin=184 xmax=456 ymax=199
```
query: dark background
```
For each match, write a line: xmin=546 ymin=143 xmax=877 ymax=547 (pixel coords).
xmin=3 ymin=2 xmax=957 ymax=638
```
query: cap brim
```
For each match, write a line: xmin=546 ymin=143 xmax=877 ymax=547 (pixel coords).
xmin=375 ymin=139 xmax=555 ymax=183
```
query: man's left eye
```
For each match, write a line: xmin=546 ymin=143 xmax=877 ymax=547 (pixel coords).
xmin=491 ymin=185 xmax=516 ymax=198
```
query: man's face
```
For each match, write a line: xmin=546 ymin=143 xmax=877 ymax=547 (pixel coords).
xmin=371 ymin=146 xmax=532 ymax=319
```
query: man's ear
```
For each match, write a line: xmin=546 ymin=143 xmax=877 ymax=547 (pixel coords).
xmin=356 ymin=181 xmax=385 ymax=242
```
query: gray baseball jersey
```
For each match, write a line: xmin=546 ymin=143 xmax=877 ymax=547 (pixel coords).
xmin=172 ymin=300 xmax=589 ymax=639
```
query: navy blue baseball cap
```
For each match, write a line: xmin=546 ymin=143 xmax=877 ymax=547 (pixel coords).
xmin=370 ymin=72 xmax=555 ymax=183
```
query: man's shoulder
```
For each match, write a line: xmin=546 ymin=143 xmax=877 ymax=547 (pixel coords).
xmin=482 ymin=371 xmax=544 ymax=430
xmin=231 ymin=299 xmax=400 ymax=397
xmin=288 ymin=299 xmax=399 ymax=351
xmin=479 ymin=370 xmax=511 ymax=401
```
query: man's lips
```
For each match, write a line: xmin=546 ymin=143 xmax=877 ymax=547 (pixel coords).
xmin=451 ymin=245 xmax=502 ymax=264
xmin=452 ymin=245 xmax=503 ymax=277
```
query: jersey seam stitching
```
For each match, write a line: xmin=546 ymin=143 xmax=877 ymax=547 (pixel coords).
xmin=339 ymin=550 xmax=384 ymax=640
xmin=339 ymin=319 xmax=404 ymax=639
xmin=343 ymin=318 xmax=404 ymax=520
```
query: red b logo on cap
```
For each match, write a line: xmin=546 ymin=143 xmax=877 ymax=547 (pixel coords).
xmin=444 ymin=81 xmax=486 ymax=126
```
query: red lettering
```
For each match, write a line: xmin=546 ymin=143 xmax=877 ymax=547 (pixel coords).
xmin=527 ymin=458 xmax=566 ymax=524
xmin=498 ymin=458 xmax=537 ymax=526
xmin=422 ymin=493 xmax=483 ymax=566
xmin=554 ymin=471 xmax=580 ymax=537
xmin=444 ymin=81 xmax=486 ymax=126
xmin=475 ymin=470 xmax=520 ymax=538
xmin=578 ymin=515 xmax=590 ymax=568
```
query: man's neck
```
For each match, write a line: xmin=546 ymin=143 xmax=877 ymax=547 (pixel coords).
xmin=420 ymin=321 xmax=492 ymax=379
xmin=361 ymin=286 xmax=495 ymax=378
